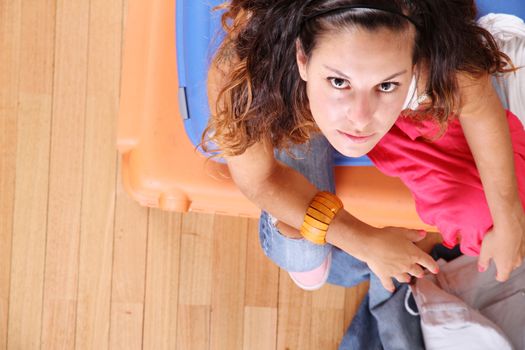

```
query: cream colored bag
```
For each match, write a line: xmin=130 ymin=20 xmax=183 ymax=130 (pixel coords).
xmin=406 ymin=255 xmax=525 ymax=350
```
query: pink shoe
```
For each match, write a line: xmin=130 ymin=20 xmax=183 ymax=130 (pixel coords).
xmin=288 ymin=251 xmax=332 ymax=291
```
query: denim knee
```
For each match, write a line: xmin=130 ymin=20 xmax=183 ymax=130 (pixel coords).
xmin=258 ymin=210 xmax=332 ymax=272
xmin=257 ymin=134 xmax=335 ymax=272
xmin=274 ymin=134 xmax=335 ymax=193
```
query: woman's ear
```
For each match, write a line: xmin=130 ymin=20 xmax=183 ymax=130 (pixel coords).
xmin=295 ymin=39 xmax=308 ymax=81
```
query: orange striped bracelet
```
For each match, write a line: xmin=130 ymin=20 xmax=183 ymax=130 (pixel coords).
xmin=301 ymin=191 xmax=343 ymax=245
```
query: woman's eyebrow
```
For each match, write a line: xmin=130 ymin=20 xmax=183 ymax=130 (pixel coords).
xmin=323 ymin=65 xmax=408 ymax=81
xmin=383 ymin=69 xmax=408 ymax=81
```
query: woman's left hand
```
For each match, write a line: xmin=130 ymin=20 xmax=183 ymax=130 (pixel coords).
xmin=478 ymin=209 xmax=525 ymax=282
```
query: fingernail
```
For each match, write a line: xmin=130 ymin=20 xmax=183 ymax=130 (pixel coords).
xmin=433 ymin=266 xmax=439 ymax=274
xmin=478 ymin=265 xmax=486 ymax=272
xmin=418 ymin=230 xmax=427 ymax=237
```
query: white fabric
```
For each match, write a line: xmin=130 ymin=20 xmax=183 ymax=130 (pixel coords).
xmin=408 ymin=255 xmax=525 ymax=350
xmin=478 ymin=13 xmax=525 ymax=125
xmin=436 ymin=256 xmax=525 ymax=350
xmin=411 ymin=274 xmax=514 ymax=350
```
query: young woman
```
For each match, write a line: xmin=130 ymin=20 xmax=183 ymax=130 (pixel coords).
xmin=203 ymin=0 xmax=525 ymax=295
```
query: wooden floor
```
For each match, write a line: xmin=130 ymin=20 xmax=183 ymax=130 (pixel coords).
xmin=0 ymin=0 xmax=368 ymax=349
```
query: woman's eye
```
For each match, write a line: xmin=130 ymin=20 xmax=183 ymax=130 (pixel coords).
xmin=378 ymin=82 xmax=399 ymax=93
xmin=328 ymin=78 xmax=350 ymax=89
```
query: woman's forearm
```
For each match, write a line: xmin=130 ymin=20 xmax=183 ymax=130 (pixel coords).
xmin=237 ymin=160 xmax=370 ymax=258
xmin=244 ymin=160 xmax=319 ymax=228
xmin=459 ymin=75 xmax=522 ymax=228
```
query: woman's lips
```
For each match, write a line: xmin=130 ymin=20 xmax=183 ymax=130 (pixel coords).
xmin=338 ymin=130 xmax=375 ymax=144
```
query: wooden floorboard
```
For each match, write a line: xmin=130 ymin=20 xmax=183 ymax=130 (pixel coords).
xmin=6 ymin=0 xmax=55 ymax=347
xmin=0 ymin=0 xmax=368 ymax=348
xmin=0 ymin=0 xmax=21 ymax=348
xmin=75 ymin=0 xmax=122 ymax=347
xmin=110 ymin=161 xmax=148 ymax=350
xmin=209 ymin=215 xmax=249 ymax=350
xmin=40 ymin=0 xmax=90 ymax=348
xmin=142 ymin=210 xmax=182 ymax=349
xmin=176 ymin=213 xmax=215 ymax=350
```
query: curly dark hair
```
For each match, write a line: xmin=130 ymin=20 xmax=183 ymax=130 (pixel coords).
xmin=202 ymin=0 xmax=515 ymax=157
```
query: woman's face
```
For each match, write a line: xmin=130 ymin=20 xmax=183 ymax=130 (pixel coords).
xmin=296 ymin=26 xmax=415 ymax=157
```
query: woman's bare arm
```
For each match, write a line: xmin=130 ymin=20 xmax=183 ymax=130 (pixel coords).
xmin=458 ymin=73 xmax=525 ymax=280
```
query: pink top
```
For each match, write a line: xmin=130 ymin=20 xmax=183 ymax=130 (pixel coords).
xmin=368 ymin=110 xmax=525 ymax=256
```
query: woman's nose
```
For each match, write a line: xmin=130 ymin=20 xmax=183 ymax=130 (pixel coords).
xmin=345 ymin=94 xmax=374 ymax=130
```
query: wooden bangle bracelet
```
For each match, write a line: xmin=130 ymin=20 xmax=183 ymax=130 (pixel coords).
xmin=301 ymin=191 xmax=343 ymax=245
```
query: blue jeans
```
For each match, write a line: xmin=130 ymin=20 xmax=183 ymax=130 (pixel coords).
xmin=258 ymin=134 xmax=425 ymax=350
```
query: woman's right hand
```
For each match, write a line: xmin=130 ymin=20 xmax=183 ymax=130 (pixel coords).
xmin=327 ymin=211 xmax=440 ymax=293
xmin=363 ymin=226 xmax=440 ymax=292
